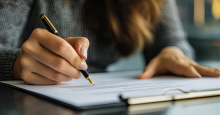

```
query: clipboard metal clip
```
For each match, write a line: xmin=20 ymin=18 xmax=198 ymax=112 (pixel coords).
xmin=120 ymin=88 xmax=220 ymax=105
xmin=162 ymin=87 xmax=186 ymax=95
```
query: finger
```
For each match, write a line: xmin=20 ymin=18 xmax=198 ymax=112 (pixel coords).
xmin=166 ymin=60 xmax=202 ymax=78
xmin=30 ymin=28 xmax=87 ymax=70
xmin=34 ymin=46 xmax=83 ymax=79
xmin=194 ymin=65 xmax=220 ymax=77
xmin=139 ymin=59 xmax=159 ymax=79
xmin=22 ymin=42 xmax=84 ymax=79
xmin=21 ymin=70 xmax=60 ymax=85
xmin=20 ymin=56 xmax=77 ymax=82
xmin=64 ymin=37 xmax=90 ymax=60
xmin=184 ymin=66 xmax=202 ymax=78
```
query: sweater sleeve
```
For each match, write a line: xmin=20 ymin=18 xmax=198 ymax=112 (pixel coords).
xmin=143 ymin=0 xmax=195 ymax=64
xmin=0 ymin=0 xmax=33 ymax=80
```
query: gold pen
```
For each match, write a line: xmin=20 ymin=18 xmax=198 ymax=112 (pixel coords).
xmin=40 ymin=14 xmax=95 ymax=85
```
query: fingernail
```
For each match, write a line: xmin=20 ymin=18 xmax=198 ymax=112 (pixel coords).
xmin=80 ymin=46 xmax=87 ymax=59
xmin=138 ymin=74 xmax=143 ymax=79
xmin=197 ymin=73 xmax=202 ymax=78
xmin=79 ymin=62 xmax=88 ymax=70
xmin=215 ymin=69 xmax=220 ymax=75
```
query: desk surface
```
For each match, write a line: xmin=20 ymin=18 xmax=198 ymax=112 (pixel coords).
xmin=0 ymin=84 xmax=220 ymax=115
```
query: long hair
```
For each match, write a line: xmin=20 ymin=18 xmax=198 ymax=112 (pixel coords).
xmin=83 ymin=0 xmax=162 ymax=56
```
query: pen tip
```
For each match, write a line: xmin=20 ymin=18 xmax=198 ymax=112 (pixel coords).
xmin=87 ymin=77 xmax=95 ymax=85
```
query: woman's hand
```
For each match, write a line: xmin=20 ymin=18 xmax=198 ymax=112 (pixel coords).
xmin=139 ymin=46 xmax=220 ymax=79
xmin=13 ymin=28 xmax=90 ymax=85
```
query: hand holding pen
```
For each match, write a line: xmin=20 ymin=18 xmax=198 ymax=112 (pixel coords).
xmin=13 ymin=14 xmax=94 ymax=85
xmin=40 ymin=14 xmax=94 ymax=85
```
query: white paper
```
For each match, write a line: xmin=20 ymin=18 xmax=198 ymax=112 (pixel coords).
xmin=1 ymin=70 xmax=220 ymax=107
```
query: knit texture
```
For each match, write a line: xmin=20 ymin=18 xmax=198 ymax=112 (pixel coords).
xmin=0 ymin=0 xmax=194 ymax=81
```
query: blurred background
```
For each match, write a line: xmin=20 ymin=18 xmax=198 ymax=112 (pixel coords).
xmin=177 ymin=0 xmax=220 ymax=68
xmin=106 ymin=0 xmax=220 ymax=71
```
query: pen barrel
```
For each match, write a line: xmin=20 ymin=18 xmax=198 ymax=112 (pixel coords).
xmin=54 ymin=33 xmax=60 ymax=36
xmin=80 ymin=70 xmax=89 ymax=79
xmin=40 ymin=14 xmax=58 ymax=35
xmin=41 ymin=19 xmax=54 ymax=33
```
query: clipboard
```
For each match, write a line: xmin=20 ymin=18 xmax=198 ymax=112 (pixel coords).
xmin=120 ymin=88 xmax=220 ymax=105
xmin=1 ymin=83 xmax=220 ymax=115
xmin=1 ymin=81 xmax=220 ymax=110
xmin=1 ymin=70 xmax=220 ymax=110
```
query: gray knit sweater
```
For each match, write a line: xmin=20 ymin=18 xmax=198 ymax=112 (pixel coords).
xmin=0 ymin=0 xmax=194 ymax=81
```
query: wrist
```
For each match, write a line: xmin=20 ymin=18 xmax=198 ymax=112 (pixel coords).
xmin=161 ymin=46 xmax=185 ymax=56
xmin=13 ymin=53 xmax=22 ymax=79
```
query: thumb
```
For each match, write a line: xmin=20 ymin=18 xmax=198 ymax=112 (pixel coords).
xmin=139 ymin=59 xmax=159 ymax=79
xmin=64 ymin=37 xmax=90 ymax=60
